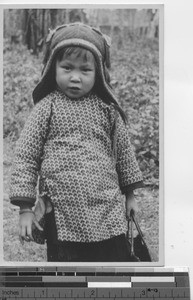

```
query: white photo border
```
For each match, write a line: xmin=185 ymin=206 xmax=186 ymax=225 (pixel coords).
xmin=1 ymin=2 xmax=164 ymax=267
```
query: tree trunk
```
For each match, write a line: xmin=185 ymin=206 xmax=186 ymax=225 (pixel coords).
xmin=24 ymin=10 xmax=31 ymax=50
xmin=65 ymin=9 xmax=70 ymax=23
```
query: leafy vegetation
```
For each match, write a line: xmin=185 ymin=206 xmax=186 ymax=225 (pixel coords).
xmin=3 ymin=36 xmax=160 ymax=262
xmin=111 ymin=39 xmax=159 ymax=186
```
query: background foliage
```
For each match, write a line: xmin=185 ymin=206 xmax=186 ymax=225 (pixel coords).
xmin=3 ymin=8 xmax=160 ymax=262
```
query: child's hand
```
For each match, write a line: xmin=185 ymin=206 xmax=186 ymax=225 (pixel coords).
xmin=125 ymin=191 xmax=139 ymax=220
xmin=19 ymin=211 xmax=43 ymax=244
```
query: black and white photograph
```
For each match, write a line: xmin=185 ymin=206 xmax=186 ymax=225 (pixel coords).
xmin=3 ymin=5 xmax=163 ymax=264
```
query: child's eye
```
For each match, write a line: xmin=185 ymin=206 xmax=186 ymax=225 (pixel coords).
xmin=82 ymin=68 xmax=92 ymax=72
xmin=62 ymin=66 xmax=71 ymax=71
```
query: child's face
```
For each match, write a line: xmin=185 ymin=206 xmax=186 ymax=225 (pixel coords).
xmin=55 ymin=50 xmax=96 ymax=99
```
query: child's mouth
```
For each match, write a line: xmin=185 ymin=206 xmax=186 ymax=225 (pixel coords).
xmin=69 ymin=86 xmax=80 ymax=91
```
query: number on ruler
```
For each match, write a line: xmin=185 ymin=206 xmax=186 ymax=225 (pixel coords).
xmin=141 ymin=290 xmax=146 ymax=296
xmin=90 ymin=289 xmax=95 ymax=297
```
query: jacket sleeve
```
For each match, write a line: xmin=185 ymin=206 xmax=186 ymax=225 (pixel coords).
xmin=110 ymin=106 xmax=143 ymax=193
xmin=9 ymin=97 xmax=52 ymax=207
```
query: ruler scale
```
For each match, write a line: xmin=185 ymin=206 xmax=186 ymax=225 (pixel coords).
xmin=0 ymin=267 xmax=191 ymax=299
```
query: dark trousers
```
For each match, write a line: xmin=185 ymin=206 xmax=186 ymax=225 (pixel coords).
xmin=47 ymin=234 xmax=131 ymax=262
xmin=45 ymin=207 xmax=130 ymax=262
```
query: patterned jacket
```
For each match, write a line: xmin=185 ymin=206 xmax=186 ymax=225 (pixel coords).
xmin=9 ymin=90 xmax=143 ymax=242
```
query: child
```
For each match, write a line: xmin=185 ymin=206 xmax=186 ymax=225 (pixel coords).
xmin=9 ymin=23 xmax=143 ymax=262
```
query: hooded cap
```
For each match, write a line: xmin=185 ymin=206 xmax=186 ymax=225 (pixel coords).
xmin=32 ymin=22 xmax=126 ymax=121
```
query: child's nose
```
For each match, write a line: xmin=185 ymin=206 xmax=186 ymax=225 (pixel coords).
xmin=70 ymin=72 xmax=81 ymax=82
